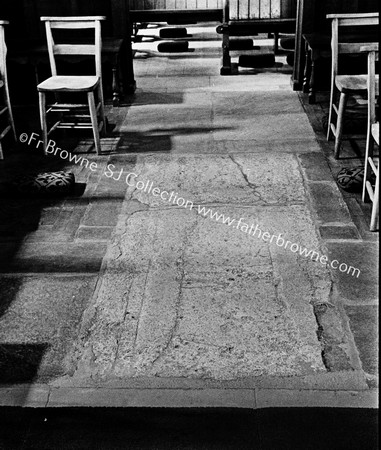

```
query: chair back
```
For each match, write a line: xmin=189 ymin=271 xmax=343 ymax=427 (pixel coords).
xmin=0 ymin=21 xmax=9 ymax=82
xmin=361 ymin=43 xmax=379 ymax=138
xmin=40 ymin=16 xmax=106 ymax=78
xmin=327 ymin=13 xmax=379 ymax=79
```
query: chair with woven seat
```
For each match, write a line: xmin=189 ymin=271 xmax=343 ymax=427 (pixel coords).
xmin=361 ymin=43 xmax=379 ymax=231
xmin=326 ymin=13 xmax=379 ymax=159
xmin=0 ymin=20 xmax=16 ymax=160
xmin=38 ymin=16 xmax=107 ymax=155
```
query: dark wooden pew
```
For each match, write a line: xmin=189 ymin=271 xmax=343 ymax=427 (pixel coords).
xmin=129 ymin=0 xmax=224 ymax=23
xmin=216 ymin=0 xmax=297 ymax=75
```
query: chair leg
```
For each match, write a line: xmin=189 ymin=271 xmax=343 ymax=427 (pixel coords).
xmin=4 ymin=81 xmax=16 ymax=141
xmin=369 ymin=164 xmax=379 ymax=231
xmin=98 ymin=84 xmax=106 ymax=137
xmin=362 ymin=137 xmax=374 ymax=202
xmin=88 ymin=91 xmax=101 ymax=154
xmin=334 ymin=92 xmax=347 ymax=159
xmin=38 ymin=91 xmax=48 ymax=155
xmin=0 ymin=141 xmax=3 ymax=160
xmin=327 ymin=81 xmax=335 ymax=141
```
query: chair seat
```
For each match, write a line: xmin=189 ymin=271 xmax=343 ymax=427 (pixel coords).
xmin=335 ymin=74 xmax=380 ymax=93
xmin=335 ymin=74 xmax=367 ymax=92
xmin=37 ymin=75 xmax=99 ymax=92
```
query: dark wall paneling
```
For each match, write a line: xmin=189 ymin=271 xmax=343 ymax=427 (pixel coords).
xmin=1 ymin=0 xmax=122 ymax=39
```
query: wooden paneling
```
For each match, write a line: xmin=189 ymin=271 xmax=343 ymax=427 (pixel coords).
xmin=129 ymin=0 xmax=224 ymax=9
xmin=1 ymin=0 xmax=116 ymax=39
xmin=260 ymin=0 xmax=272 ymax=19
xmin=229 ymin=0 xmax=297 ymax=20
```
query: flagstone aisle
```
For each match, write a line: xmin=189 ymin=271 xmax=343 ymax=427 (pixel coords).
xmin=0 ymin=25 xmax=377 ymax=408
xmin=66 ymin=28 xmax=353 ymax=384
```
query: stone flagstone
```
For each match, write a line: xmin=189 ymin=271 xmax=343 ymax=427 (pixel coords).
xmin=68 ymin=156 xmax=330 ymax=381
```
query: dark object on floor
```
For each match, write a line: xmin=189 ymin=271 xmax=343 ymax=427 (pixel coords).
xmin=229 ymin=38 xmax=254 ymax=50
xmin=159 ymin=27 xmax=188 ymax=38
xmin=238 ymin=54 xmax=275 ymax=68
xmin=286 ymin=52 xmax=294 ymax=66
xmin=0 ymin=171 xmax=75 ymax=196
xmin=336 ymin=166 xmax=364 ymax=192
xmin=280 ymin=36 xmax=295 ymax=50
xmin=157 ymin=41 xmax=189 ymax=53
xmin=322 ymin=114 xmax=329 ymax=132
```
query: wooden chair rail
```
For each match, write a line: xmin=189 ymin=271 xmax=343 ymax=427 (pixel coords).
xmin=40 ymin=16 xmax=107 ymax=22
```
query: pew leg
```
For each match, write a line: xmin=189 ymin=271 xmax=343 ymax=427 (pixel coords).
xmin=112 ymin=66 xmax=120 ymax=107
xmin=273 ymin=32 xmax=279 ymax=54
xmin=309 ymin=57 xmax=316 ymax=104
xmin=303 ymin=45 xmax=311 ymax=94
xmin=220 ymin=30 xmax=232 ymax=75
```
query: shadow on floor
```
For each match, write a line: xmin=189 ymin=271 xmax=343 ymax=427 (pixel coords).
xmin=0 ymin=344 xmax=49 ymax=384
xmin=0 ymin=407 xmax=378 ymax=450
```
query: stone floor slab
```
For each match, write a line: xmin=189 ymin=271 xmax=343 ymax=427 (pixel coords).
xmin=212 ymin=113 xmax=316 ymax=142
xmin=0 ymin=275 xmax=97 ymax=382
xmin=308 ymin=182 xmax=352 ymax=224
xmin=212 ymin=91 xmax=306 ymax=117
xmin=69 ymin=202 xmax=330 ymax=382
xmin=345 ymin=305 xmax=378 ymax=376
xmin=326 ymin=242 xmax=378 ymax=304
xmin=0 ymin=242 xmax=107 ymax=273
xmin=126 ymin=153 xmax=306 ymax=207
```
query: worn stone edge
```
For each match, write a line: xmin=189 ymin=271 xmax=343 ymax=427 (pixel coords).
xmin=0 ymin=385 xmax=377 ymax=409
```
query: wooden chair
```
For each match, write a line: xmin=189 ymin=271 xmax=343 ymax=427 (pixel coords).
xmin=326 ymin=13 xmax=379 ymax=159
xmin=0 ymin=20 xmax=16 ymax=160
xmin=361 ymin=43 xmax=379 ymax=232
xmin=37 ymin=16 xmax=106 ymax=155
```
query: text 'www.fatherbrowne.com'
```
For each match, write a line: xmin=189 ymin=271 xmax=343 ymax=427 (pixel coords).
xmin=105 ymin=165 xmax=360 ymax=279
xmin=21 ymin=132 xmax=361 ymax=278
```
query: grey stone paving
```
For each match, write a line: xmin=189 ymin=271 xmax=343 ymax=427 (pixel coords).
xmin=70 ymin=203 xmax=328 ymax=381
xmin=0 ymin=26 xmax=377 ymax=406
xmin=68 ymin=68 xmax=336 ymax=382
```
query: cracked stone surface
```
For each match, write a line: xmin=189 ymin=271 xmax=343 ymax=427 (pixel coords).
xmin=120 ymin=153 xmax=306 ymax=207
xmin=67 ymin=153 xmax=331 ymax=382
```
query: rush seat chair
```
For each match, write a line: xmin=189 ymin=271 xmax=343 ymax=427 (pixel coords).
xmin=37 ymin=16 xmax=106 ymax=155
xmin=326 ymin=13 xmax=379 ymax=159
xmin=361 ymin=43 xmax=379 ymax=231
xmin=0 ymin=20 xmax=16 ymax=160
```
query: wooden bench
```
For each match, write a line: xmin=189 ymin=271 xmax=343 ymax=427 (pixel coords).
xmin=216 ymin=0 xmax=297 ymax=75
